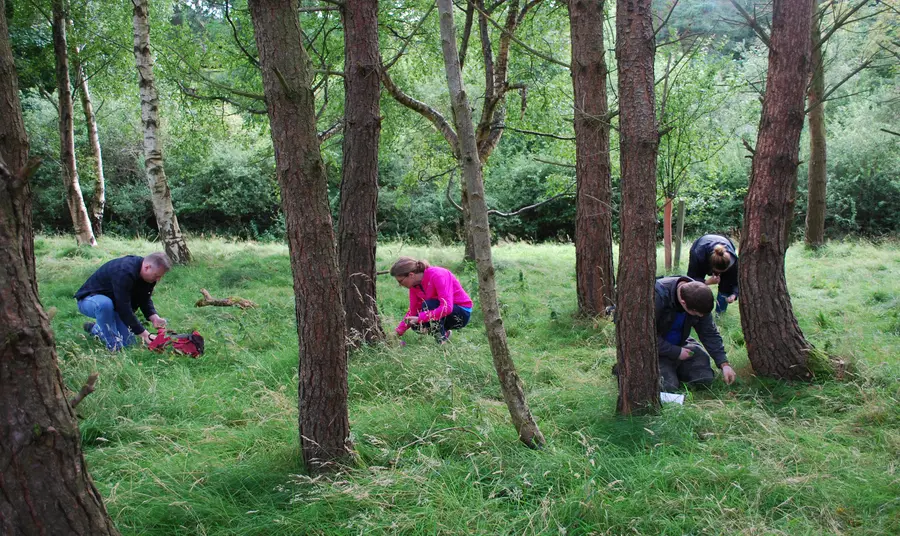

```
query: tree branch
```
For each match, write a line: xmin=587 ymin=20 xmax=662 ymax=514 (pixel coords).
xmin=727 ymin=0 xmax=771 ymax=47
xmin=506 ymin=126 xmax=574 ymax=141
xmin=653 ymin=0 xmax=680 ymax=38
xmin=224 ymin=0 xmax=259 ymax=68
xmin=382 ymin=5 xmax=436 ymax=71
xmin=381 ymin=71 xmax=459 ymax=154
xmin=465 ymin=0 xmax=569 ymax=68
xmin=69 ymin=373 xmax=99 ymax=408
xmin=318 ymin=118 xmax=344 ymax=142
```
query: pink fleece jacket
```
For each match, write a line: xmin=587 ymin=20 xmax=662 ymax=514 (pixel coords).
xmin=395 ymin=266 xmax=473 ymax=335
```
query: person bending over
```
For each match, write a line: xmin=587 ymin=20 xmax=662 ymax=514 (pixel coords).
xmin=391 ymin=256 xmax=473 ymax=344
xmin=656 ymin=276 xmax=736 ymax=391
xmin=687 ymin=234 xmax=739 ymax=314
xmin=75 ymin=252 xmax=170 ymax=350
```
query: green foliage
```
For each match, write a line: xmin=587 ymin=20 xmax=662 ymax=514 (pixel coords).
xmin=39 ymin=237 xmax=899 ymax=535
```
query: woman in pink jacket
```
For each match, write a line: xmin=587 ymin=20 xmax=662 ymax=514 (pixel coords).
xmin=390 ymin=256 xmax=473 ymax=344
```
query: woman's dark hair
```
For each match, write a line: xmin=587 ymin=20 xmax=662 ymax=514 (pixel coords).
xmin=390 ymin=256 xmax=431 ymax=277
xmin=710 ymin=244 xmax=731 ymax=272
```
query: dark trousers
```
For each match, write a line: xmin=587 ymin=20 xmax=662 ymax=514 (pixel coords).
xmin=658 ymin=338 xmax=715 ymax=391
xmin=418 ymin=299 xmax=471 ymax=341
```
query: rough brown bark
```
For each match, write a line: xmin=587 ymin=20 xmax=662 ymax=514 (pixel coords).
xmin=739 ymin=0 xmax=813 ymax=380
xmin=805 ymin=10 xmax=826 ymax=248
xmin=338 ymin=0 xmax=384 ymax=346
xmin=73 ymin=52 xmax=106 ymax=236
xmin=52 ymin=0 xmax=96 ymax=247
xmin=437 ymin=0 xmax=544 ymax=448
xmin=1 ymin=4 xmax=120 ymax=530
xmin=614 ymin=0 xmax=660 ymax=415
xmin=0 ymin=0 xmax=35 ymax=286
xmin=569 ymin=0 xmax=616 ymax=315
xmin=133 ymin=0 xmax=191 ymax=264
xmin=249 ymin=0 xmax=352 ymax=470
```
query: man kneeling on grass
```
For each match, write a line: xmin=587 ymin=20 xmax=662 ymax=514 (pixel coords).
xmin=655 ymin=277 xmax=736 ymax=391
xmin=74 ymin=252 xmax=170 ymax=351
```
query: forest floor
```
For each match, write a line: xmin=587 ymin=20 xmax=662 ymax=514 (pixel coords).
xmin=39 ymin=236 xmax=899 ymax=535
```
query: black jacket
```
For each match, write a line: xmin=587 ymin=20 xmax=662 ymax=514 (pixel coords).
xmin=655 ymin=276 xmax=728 ymax=368
xmin=687 ymin=234 xmax=739 ymax=298
xmin=74 ymin=256 xmax=157 ymax=335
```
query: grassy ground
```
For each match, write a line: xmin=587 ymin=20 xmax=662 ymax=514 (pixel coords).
xmin=38 ymin=236 xmax=899 ymax=535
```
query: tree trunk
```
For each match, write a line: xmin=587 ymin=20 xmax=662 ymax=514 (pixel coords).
xmin=663 ymin=197 xmax=673 ymax=271
xmin=673 ymin=198 xmax=685 ymax=269
xmin=73 ymin=52 xmax=106 ymax=236
xmin=569 ymin=0 xmax=616 ymax=316
xmin=436 ymin=0 xmax=544 ymax=448
xmin=249 ymin=0 xmax=352 ymax=471
xmin=52 ymin=0 xmax=95 ymax=247
xmin=132 ymin=0 xmax=191 ymax=264
xmin=1 ymin=4 xmax=120 ymax=530
xmin=0 ymin=0 xmax=35 ymax=286
xmin=461 ymin=181 xmax=476 ymax=262
xmin=805 ymin=11 xmax=826 ymax=249
xmin=739 ymin=0 xmax=813 ymax=380
xmin=614 ymin=0 xmax=660 ymax=415
xmin=338 ymin=0 xmax=384 ymax=347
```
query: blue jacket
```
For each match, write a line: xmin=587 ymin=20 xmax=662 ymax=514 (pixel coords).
xmin=687 ymin=234 xmax=739 ymax=298
xmin=655 ymin=276 xmax=728 ymax=368
xmin=74 ymin=256 xmax=157 ymax=335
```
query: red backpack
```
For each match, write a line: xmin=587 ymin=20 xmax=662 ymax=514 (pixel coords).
xmin=148 ymin=328 xmax=205 ymax=358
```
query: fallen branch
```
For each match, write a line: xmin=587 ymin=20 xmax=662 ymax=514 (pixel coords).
xmin=70 ymin=372 xmax=99 ymax=408
xmin=195 ymin=289 xmax=258 ymax=309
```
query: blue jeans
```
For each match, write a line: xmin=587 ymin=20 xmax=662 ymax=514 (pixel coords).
xmin=716 ymin=293 xmax=732 ymax=314
xmin=77 ymin=295 xmax=136 ymax=350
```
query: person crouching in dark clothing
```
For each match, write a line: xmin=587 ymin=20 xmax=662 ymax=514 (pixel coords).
xmin=656 ymin=276 xmax=736 ymax=391
xmin=687 ymin=234 xmax=739 ymax=314
xmin=74 ymin=252 xmax=171 ymax=350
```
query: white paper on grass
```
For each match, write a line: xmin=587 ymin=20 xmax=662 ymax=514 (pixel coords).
xmin=660 ymin=392 xmax=685 ymax=405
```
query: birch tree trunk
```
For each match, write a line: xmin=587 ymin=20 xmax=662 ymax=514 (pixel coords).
xmin=338 ymin=0 xmax=384 ymax=346
xmin=52 ymin=0 xmax=95 ymax=247
xmin=614 ymin=0 xmax=660 ymax=415
xmin=132 ymin=0 xmax=191 ymax=264
xmin=805 ymin=10 xmax=827 ymax=248
xmin=436 ymin=0 xmax=544 ymax=448
xmin=73 ymin=51 xmax=106 ymax=236
xmin=249 ymin=0 xmax=352 ymax=471
xmin=569 ymin=0 xmax=616 ymax=316
xmin=1 ymin=3 xmax=120 ymax=531
xmin=739 ymin=0 xmax=814 ymax=380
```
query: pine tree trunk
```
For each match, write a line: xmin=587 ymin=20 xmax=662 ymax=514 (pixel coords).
xmin=73 ymin=53 xmax=106 ymax=236
xmin=805 ymin=12 xmax=826 ymax=249
xmin=614 ymin=0 xmax=660 ymax=415
xmin=0 ymin=0 xmax=35 ymax=286
xmin=249 ymin=0 xmax=352 ymax=471
xmin=569 ymin=0 xmax=616 ymax=316
xmin=338 ymin=0 xmax=383 ymax=347
xmin=739 ymin=0 xmax=813 ymax=380
xmin=673 ymin=198 xmax=685 ymax=269
xmin=52 ymin=0 xmax=95 ymax=247
xmin=437 ymin=0 xmax=544 ymax=448
xmin=1 ymin=5 xmax=120 ymax=529
xmin=132 ymin=0 xmax=191 ymax=264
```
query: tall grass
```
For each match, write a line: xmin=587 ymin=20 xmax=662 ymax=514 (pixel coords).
xmin=39 ymin=236 xmax=899 ymax=535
